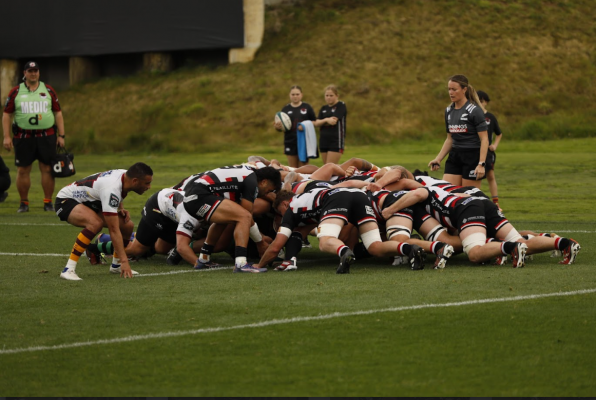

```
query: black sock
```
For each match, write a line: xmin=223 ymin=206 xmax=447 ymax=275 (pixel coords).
xmin=503 ymin=242 xmax=516 ymax=255
xmin=235 ymin=246 xmax=248 ymax=258
xmin=556 ymin=238 xmax=570 ymax=250
xmin=285 ymin=232 xmax=303 ymax=260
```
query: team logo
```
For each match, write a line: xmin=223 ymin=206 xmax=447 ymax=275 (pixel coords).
xmin=301 ymin=108 xmax=307 ymax=114
xmin=332 ymin=107 xmax=336 ymax=113
xmin=156 ymin=223 xmax=163 ymax=230
xmin=498 ymin=210 xmax=505 ymax=218
xmin=109 ymin=193 xmax=119 ymax=208
xmin=461 ymin=113 xmax=468 ymax=121
xmin=197 ymin=204 xmax=211 ymax=218
xmin=183 ymin=220 xmax=194 ymax=231
xmin=40 ymin=93 xmax=47 ymax=98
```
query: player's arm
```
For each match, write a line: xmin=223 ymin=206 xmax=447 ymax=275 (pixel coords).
xmin=104 ymin=213 xmax=133 ymax=278
xmin=253 ymin=228 xmax=290 ymax=268
xmin=491 ymin=131 xmax=503 ymax=151
xmin=2 ymin=112 xmax=13 ymax=151
xmin=175 ymin=233 xmax=198 ymax=265
xmin=383 ymin=178 xmax=423 ymax=192
xmin=475 ymin=130 xmax=489 ymax=179
xmin=429 ymin=135 xmax=453 ymax=171
xmin=381 ymin=188 xmax=429 ymax=220
xmin=240 ymin=198 xmax=271 ymax=255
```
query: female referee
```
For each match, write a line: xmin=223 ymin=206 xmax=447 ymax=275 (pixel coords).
xmin=274 ymin=85 xmax=316 ymax=168
xmin=428 ymin=75 xmax=488 ymax=189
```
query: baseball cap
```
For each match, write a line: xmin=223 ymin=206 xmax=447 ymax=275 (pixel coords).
xmin=23 ymin=61 xmax=40 ymax=71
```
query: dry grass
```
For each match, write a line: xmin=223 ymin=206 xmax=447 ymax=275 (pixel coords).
xmin=59 ymin=0 xmax=596 ymax=153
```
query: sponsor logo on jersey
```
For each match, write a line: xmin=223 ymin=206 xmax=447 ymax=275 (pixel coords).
xmin=365 ymin=205 xmax=374 ymax=216
xmin=183 ymin=220 xmax=194 ymax=231
xmin=197 ymin=204 xmax=211 ymax=218
xmin=322 ymin=110 xmax=327 ymax=114
xmin=287 ymin=110 xmax=293 ymax=114
xmin=323 ymin=208 xmax=348 ymax=215
xmin=316 ymin=182 xmax=332 ymax=187
xmin=109 ymin=193 xmax=120 ymax=208
xmin=393 ymin=191 xmax=407 ymax=197
xmin=463 ymin=216 xmax=484 ymax=223
xmin=449 ymin=124 xmax=468 ymax=133
xmin=20 ymin=101 xmax=49 ymax=114
xmin=99 ymin=170 xmax=114 ymax=177
xmin=461 ymin=197 xmax=476 ymax=205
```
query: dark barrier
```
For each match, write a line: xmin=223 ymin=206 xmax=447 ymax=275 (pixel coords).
xmin=0 ymin=0 xmax=244 ymax=58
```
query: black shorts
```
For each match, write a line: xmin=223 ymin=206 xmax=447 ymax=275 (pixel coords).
xmin=381 ymin=193 xmax=414 ymax=221
xmin=54 ymin=197 xmax=102 ymax=222
xmin=319 ymin=133 xmax=344 ymax=153
xmin=453 ymin=198 xmax=487 ymax=233
xmin=320 ymin=190 xmax=376 ymax=226
xmin=482 ymin=199 xmax=509 ymax=238
xmin=182 ymin=185 xmax=224 ymax=222
xmin=283 ymin=134 xmax=298 ymax=155
xmin=134 ymin=192 xmax=178 ymax=246
xmin=444 ymin=148 xmax=486 ymax=181
xmin=486 ymin=150 xmax=496 ymax=172
xmin=13 ymin=135 xmax=57 ymax=167
xmin=449 ymin=186 xmax=490 ymax=199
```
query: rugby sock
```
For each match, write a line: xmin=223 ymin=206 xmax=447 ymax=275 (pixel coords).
xmin=112 ymin=255 xmax=121 ymax=267
xmin=285 ymin=232 xmax=303 ymax=260
xmin=555 ymin=237 xmax=570 ymax=251
xmin=492 ymin=196 xmax=499 ymax=204
xmin=68 ymin=228 xmax=96 ymax=268
xmin=430 ymin=241 xmax=447 ymax=255
xmin=396 ymin=243 xmax=413 ymax=256
xmin=199 ymin=242 xmax=214 ymax=262
xmin=20 ymin=199 xmax=29 ymax=205
xmin=337 ymin=245 xmax=349 ymax=257
xmin=235 ymin=246 xmax=248 ymax=267
xmin=501 ymin=242 xmax=516 ymax=255
xmin=43 ymin=198 xmax=52 ymax=204
xmin=96 ymin=241 xmax=114 ymax=255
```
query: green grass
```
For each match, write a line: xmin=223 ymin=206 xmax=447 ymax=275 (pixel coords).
xmin=32 ymin=0 xmax=595 ymax=154
xmin=1 ymin=140 xmax=595 ymax=396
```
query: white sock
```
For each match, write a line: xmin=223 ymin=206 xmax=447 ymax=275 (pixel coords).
xmin=235 ymin=256 xmax=247 ymax=266
xmin=112 ymin=257 xmax=121 ymax=267
xmin=66 ymin=259 xmax=77 ymax=270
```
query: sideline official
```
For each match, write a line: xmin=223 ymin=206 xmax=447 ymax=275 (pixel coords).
xmin=2 ymin=61 xmax=66 ymax=212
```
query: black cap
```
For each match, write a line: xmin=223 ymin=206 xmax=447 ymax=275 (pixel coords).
xmin=23 ymin=61 xmax=39 ymax=71
xmin=477 ymin=90 xmax=490 ymax=102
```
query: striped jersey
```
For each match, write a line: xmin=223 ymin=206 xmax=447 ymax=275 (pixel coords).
xmin=56 ymin=169 xmax=127 ymax=215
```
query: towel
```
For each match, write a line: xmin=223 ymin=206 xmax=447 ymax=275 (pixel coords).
xmin=297 ymin=121 xmax=319 ymax=162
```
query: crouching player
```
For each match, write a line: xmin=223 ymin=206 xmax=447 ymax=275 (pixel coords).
xmin=54 ymin=162 xmax=153 ymax=280
xmin=254 ymin=188 xmax=426 ymax=274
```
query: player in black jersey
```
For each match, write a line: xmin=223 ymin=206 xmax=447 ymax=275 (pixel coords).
xmin=382 ymin=186 xmax=581 ymax=266
xmin=477 ymin=90 xmax=503 ymax=209
xmin=313 ymin=85 xmax=347 ymax=165
xmin=428 ymin=75 xmax=489 ymax=189
xmin=253 ymin=188 xmax=426 ymax=274
xmin=182 ymin=165 xmax=281 ymax=273
xmin=274 ymin=85 xmax=317 ymax=168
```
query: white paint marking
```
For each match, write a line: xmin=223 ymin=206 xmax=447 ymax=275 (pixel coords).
xmin=1 ymin=288 xmax=594 ymax=355
xmin=0 ymin=252 xmax=69 ymax=257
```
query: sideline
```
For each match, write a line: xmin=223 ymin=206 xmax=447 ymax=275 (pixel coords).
xmin=1 ymin=288 xmax=595 ymax=355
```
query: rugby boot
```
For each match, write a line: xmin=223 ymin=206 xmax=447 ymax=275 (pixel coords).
xmin=510 ymin=243 xmax=528 ymax=268
xmin=233 ymin=262 xmax=267 ymax=273
xmin=433 ymin=244 xmax=454 ymax=269
xmin=166 ymin=247 xmax=183 ymax=265
xmin=408 ymin=244 xmax=426 ymax=270
xmin=17 ymin=202 xmax=29 ymax=213
xmin=194 ymin=259 xmax=221 ymax=270
xmin=337 ymin=249 xmax=355 ymax=274
xmin=274 ymin=257 xmax=298 ymax=271
xmin=0 ymin=191 xmax=8 ymax=202
xmin=109 ymin=265 xmax=139 ymax=275
xmin=559 ymin=238 xmax=580 ymax=265
xmin=85 ymin=246 xmax=106 ymax=265
xmin=60 ymin=268 xmax=82 ymax=281
xmin=43 ymin=202 xmax=54 ymax=212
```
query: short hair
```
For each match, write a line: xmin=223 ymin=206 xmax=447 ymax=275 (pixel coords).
xmin=477 ymin=90 xmax=490 ymax=102
xmin=126 ymin=162 xmax=153 ymax=179
xmin=254 ymin=166 xmax=282 ymax=191
xmin=272 ymin=189 xmax=295 ymax=210
xmin=413 ymin=169 xmax=429 ymax=177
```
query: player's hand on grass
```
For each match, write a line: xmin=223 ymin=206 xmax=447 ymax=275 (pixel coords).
xmin=120 ymin=261 xmax=133 ymax=278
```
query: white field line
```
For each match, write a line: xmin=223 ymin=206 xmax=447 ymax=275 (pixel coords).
xmin=1 ymin=288 xmax=595 ymax=356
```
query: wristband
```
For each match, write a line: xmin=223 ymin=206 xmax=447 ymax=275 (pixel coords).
xmin=58 ymin=135 xmax=65 ymax=138
xmin=249 ymin=223 xmax=263 ymax=243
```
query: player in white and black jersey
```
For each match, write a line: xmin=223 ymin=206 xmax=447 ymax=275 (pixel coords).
xmin=182 ymin=165 xmax=281 ymax=273
xmin=313 ymin=85 xmax=347 ymax=164
xmin=274 ymin=86 xmax=317 ymax=168
xmin=54 ymin=162 xmax=153 ymax=280
xmin=428 ymin=75 xmax=489 ymax=189
xmin=253 ymin=188 xmax=426 ymax=273
xmin=382 ymin=186 xmax=581 ymax=266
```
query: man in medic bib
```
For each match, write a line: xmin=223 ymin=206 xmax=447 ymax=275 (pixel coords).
xmin=2 ymin=61 xmax=66 ymax=213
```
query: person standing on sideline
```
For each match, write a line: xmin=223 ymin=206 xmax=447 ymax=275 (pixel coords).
xmin=274 ymin=85 xmax=316 ymax=168
xmin=0 ymin=154 xmax=11 ymax=202
xmin=314 ymin=85 xmax=347 ymax=164
xmin=428 ymin=75 xmax=488 ymax=189
xmin=477 ymin=90 xmax=503 ymax=210
xmin=2 ymin=61 xmax=66 ymax=213
xmin=54 ymin=162 xmax=153 ymax=281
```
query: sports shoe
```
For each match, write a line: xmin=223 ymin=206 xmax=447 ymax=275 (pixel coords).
xmin=17 ymin=202 xmax=29 ymax=213
xmin=85 ymin=246 xmax=106 ymax=265
xmin=233 ymin=262 xmax=268 ymax=273
xmin=493 ymin=255 xmax=508 ymax=265
xmin=0 ymin=191 xmax=8 ymax=203
xmin=109 ymin=265 xmax=139 ymax=275
xmin=391 ymin=255 xmax=409 ymax=266
xmin=166 ymin=247 xmax=183 ymax=266
xmin=43 ymin=202 xmax=54 ymax=212
xmin=408 ymin=244 xmax=426 ymax=270
xmin=302 ymin=238 xmax=312 ymax=248
xmin=60 ymin=269 xmax=82 ymax=281
xmin=337 ymin=249 xmax=355 ymax=274
xmin=274 ymin=257 xmax=298 ymax=271
xmin=433 ymin=244 xmax=454 ymax=269
xmin=559 ymin=238 xmax=581 ymax=265
xmin=510 ymin=243 xmax=528 ymax=268
xmin=194 ymin=259 xmax=220 ymax=270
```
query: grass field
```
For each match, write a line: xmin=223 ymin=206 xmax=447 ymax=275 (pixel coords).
xmin=1 ymin=139 xmax=595 ymax=396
